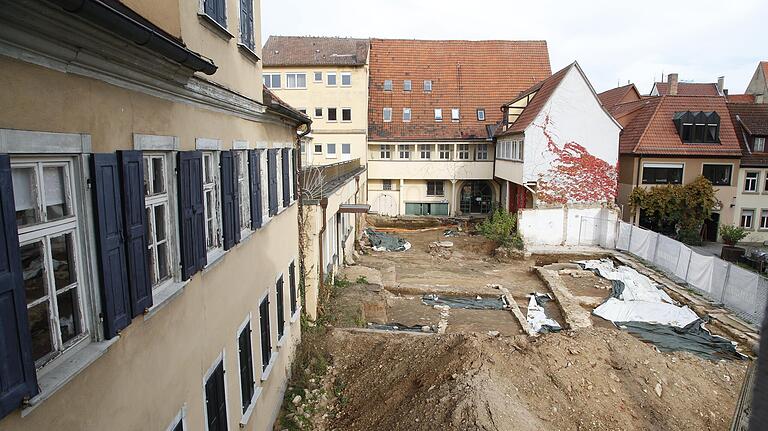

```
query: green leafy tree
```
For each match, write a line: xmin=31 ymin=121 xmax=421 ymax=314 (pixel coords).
xmin=629 ymin=176 xmax=718 ymax=245
xmin=477 ymin=208 xmax=523 ymax=249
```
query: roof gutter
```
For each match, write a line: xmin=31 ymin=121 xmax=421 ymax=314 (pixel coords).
xmin=49 ymin=0 xmax=217 ymax=75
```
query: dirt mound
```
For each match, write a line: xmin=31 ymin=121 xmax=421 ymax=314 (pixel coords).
xmin=326 ymin=328 xmax=747 ymax=431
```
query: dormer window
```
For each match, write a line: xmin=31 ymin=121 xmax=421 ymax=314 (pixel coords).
xmin=673 ymin=111 xmax=720 ymax=143
xmin=754 ymin=137 xmax=766 ymax=152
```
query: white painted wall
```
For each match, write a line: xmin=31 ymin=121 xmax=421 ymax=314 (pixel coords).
xmin=522 ymin=66 xmax=621 ymax=204
xmin=519 ymin=207 xmax=619 ymax=246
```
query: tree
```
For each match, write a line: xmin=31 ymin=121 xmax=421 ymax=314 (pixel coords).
xmin=629 ymin=176 xmax=718 ymax=245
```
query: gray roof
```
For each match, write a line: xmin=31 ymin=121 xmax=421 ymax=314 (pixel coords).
xmin=262 ymin=36 xmax=369 ymax=67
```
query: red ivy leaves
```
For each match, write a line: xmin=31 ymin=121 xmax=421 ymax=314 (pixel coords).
xmin=533 ymin=115 xmax=618 ymax=205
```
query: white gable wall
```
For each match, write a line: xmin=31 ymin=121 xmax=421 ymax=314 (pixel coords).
xmin=522 ymin=65 xmax=621 ymax=204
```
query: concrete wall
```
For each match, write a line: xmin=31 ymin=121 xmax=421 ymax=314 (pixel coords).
xmin=522 ymin=66 xmax=621 ymax=205
xmin=519 ymin=206 xmax=619 ymax=247
xmin=265 ymin=65 xmax=369 ymax=165
xmin=733 ymin=168 xmax=768 ymax=243
xmin=494 ymin=159 xmax=524 ymax=184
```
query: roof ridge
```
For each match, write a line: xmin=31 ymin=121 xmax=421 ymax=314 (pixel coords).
xmin=370 ymin=38 xmax=548 ymax=43
xmin=631 ymin=97 xmax=663 ymax=154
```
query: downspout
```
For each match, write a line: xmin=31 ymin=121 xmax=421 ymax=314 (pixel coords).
xmin=318 ymin=198 xmax=328 ymax=287
xmin=634 ymin=156 xmax=642 ymax=225
xmin=294 ymin=119 xmax=311 ymax=312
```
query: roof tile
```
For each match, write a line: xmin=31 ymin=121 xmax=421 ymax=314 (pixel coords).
xmin=262 ymin=36 xmax=369 ymax=67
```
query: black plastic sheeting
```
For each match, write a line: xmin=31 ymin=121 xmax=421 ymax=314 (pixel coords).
xmin=365 ymin=228 xmax=410 ymax=251
xmin=367 ymin=323 xmax=426 ymax=332
xmin=617 ymin=320 xmax=746 ymax=361
xmin=422 ymin=294 xmax=507 ymax=310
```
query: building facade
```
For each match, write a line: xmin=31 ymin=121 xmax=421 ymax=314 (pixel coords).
xmin=494 ymin=62 xmax=621 ymax=211
xmin=603 ymin=77 xmax=742 ymax=240
xmin=366 ymin=38 xmax=551 ymax=216
xmin=262 ymin=36 xmax=370 ymax=166
xmin=729 ymin=103 xmax=768 ymax=242
xmin=0 ymin=1 xmax=308 ymax=430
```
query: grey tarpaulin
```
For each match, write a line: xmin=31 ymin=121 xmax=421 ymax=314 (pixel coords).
xmin=422 ymin=294 xmax=507 ymax=310
xmin=365 ymin=228 xmax=411 ymax=252
xmin=617 ymin=320 xmax=745 ymax=361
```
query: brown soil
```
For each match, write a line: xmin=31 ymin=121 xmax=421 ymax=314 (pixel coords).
xmin=325 ymin=329 xmax=747 ymax=431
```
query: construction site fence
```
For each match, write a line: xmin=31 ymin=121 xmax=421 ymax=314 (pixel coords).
xmin=611 ymin=221 xmax=767 ymax=325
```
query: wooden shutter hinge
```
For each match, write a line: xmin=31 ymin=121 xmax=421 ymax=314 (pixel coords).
xmin=86 ymin=178 xmax=93 ymax=190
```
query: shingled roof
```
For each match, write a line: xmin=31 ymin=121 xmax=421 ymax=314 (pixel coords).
xmin=728 ymin=102 xmax=768 ymax=166
xmin=262 ymin=36 xmax=369 ymax=67
xmin=598 ymin=84 xmax=641 ymax=111
xmin=652 ymin=82 xmax=721 ymax=96
xmin=367 ymin=39 xmax=551 ymax=141
xmin=619 ymin=95 xmax=741 ymax=156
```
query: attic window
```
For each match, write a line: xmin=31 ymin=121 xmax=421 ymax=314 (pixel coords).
xmin=672 ymin=111 xmax=720 ymax=143
xmin=477 ymin=109 xmax=485 ymax=121
xmin=383 ymin=80 xmax=393 ymax=91
xmin=403 ymin=80 xmax=412 ymax=92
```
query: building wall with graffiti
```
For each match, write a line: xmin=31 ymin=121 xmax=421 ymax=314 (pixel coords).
xmin=522 ymin=66 xmax=621 ymax=206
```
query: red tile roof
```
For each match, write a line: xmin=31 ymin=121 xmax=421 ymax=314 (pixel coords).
xmin=619 ymin=95 xmax=741 ymax=156
xmin=496 ymin=63 xmax=572 ymax=136
xmin=262 ymin=36 xmax=369 ymax=67
xmin=727 ymin=94 xmax=756 ymax=103
xmin=367 ymin=39 xmax=551 ymax=141
xmin=728 ymin=103 xmax=768 ymax=166
xmin=609 ymin=98 xmax=651 ymax=119
xmin=598 ymin=84 xmax=641 ymax=110
xmin=652 ymin=82 xmax=721 ymax=96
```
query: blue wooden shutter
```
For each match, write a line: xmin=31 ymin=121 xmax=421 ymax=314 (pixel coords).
xmin=248 ymin=150 xmax=262 ymax=229
xmin=91 ymin=154 xmax=132 ymax=339
xmin=281 ymin=148 xmax=290 ymax=207
xmin=259 ymin=297 xmax=271 ymax=371
xmin=289 ymin=261 xmax=297 ymax=315
xmin=205 ymin=361 xmax=227 ymax=431
xmin=118 ymin=151 xmax=152 ymax=316
xmin=291 ymin=149 xmax=298 ymax=201
xmin=0 ymin=155 xmax=38 ymax=418
xmin=238 ymin=323 xmax=254 ymax=412
xmin=267 ymin=149 xmax=278 ymax=216
xmin=239 ymin=0 xmax=254 ymax=49
xmin=178 ymin=152 xmax=206 ymax=280
xmin=220 ymin=151 xmax=239 ymax=250
xmin=276 ymin=276 xmax=285 ymax=339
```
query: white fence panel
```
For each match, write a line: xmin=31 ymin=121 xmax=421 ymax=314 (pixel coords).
xmin=674 ymin=245 xmax=693 ymax=280
xmin=687 ymin=253 xmax=714 ymax=295
xmin=725 ymin=265 xmax=760 ymax=319
xmin=709 ymin=259 xmax=729 ymax=301
xmin=655 ymin=235 xmax=681 ymax=273
xmin=629 ymin=226 xmax=652 ymax=260
xmin=616 ymin=222 xmax=631 ymax=251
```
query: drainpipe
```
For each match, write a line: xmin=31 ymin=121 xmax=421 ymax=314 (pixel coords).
xmin=634 ymin=156 xmax=642 ymax=225
xmin=318 ymin=197 xmax=328 ymax=287
xmin=294 ymin=120 xmax=311 ymax=311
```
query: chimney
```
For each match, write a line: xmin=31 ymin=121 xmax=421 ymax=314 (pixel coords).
xmin=717 ymin=76 xmax=725 ymax=95
xmin=668 ymin=73 xmax=679 ymax=95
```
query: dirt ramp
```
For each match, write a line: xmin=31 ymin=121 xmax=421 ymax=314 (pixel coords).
xmin=326 ymin=329 xmax=746 ymax=431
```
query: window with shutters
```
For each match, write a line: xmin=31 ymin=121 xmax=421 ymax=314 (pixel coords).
xmin=237 ymin=319 xmax=256 ymax=414
xmin=258 ymin=294 xmax=274 ymax=374
xmin=259 ymin=151 xmax=270 ymax=223
xmin=165 ymin=408 xmax=186 ymax=431
xmin=204 ymin=356 xmax=229 ymax=431
xmin=143 ymin=153 xmax=173 ymax=289
xmin=234 ymin=151 xmax=251 ymax=232
xmin=202 ymin=0 xmax=227 ymax=29
xmin=276 ymin=275 xmax=285 ymax=340
xmin=238 ymin=0 xmax=254 ymax=50
xmin=12 ymin=158 xmax=87 ymax=367
xmin=202 ymin=152 xmax=222 ymax=252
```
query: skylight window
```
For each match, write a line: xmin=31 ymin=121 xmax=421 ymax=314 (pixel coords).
xmin=383 ymin=80 xmax=393 ymax=91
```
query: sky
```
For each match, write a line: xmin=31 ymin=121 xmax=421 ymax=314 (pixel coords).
xmin=261 ymin=0 xmax=766 ymax=94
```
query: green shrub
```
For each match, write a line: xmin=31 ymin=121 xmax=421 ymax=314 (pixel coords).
xmin=720 ymin=225 xmax=748 ymax=246
xmin=477 ymin=209 xmax=522 ymax=249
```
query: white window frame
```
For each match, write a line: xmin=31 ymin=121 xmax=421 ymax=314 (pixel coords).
xmin=383 ymin=108 xmax=392 ymax=123
xmin=379 ymin=144 xmax=391 ymax=160
xmin=745 ymin=171 xmax=759 ymax=193
xmin=262 ymin=73 xmax=281 ymax=89
xmin=457 ymin=144 xmax=470 ymax=160
xmin=760 ymin=209 xmax=768 ymax=230
xmin=341 ymin=108 xmax=352 ymax=122
xmin=327 ymin=107 xmax=338 ymax=122
xmin=326 ymin=72 xmax=337 ymax=86
xmin=340 ymin=72 xmax=352 ymax=87
xmin=424 ymin=80 xmax=432 ymax=92
xmin=236 ymin=314 xmax=260 ymax=425
xmin=202 ymin=351 xmax=230 ymax=431
xmin=13 ymin=157 xmax=90 ymax=369
xmin=327 ymin=143 xmax=337 ymax=159
xmin=165 ymin=405 xmax=187 ymax=431
xmin=403 ymin=80 xmax=412 ymax=92
xmin=426 ymin=180 xmax=444 ymax=196
xmin=285 ymin=73 xmax=307 ymax=89
xmin=741 ymin=209 xmax=755 ymax=229
xmin=434 ymin=109 xmax=443 ymax=122
xmin=754 ymin=137 xmax=766 ymax=152
xmin=382 ymin=179 xmax=392 ymax=191
xmin=258 ymin=289 xmax=277 ymax=381
xmin=313 ymin=107 xmax=323 ymax=118
xmin=341 ymin=143 xmax=351 ymax=161
xmin=476 ymin=143 xmax=488 ymax=160
xmin=419 ymin=144 xmax=431 ymax=160
xmin=234 ymin=150 xmax=251 ymax=234
xmin=477 ymin=109 xmax=485 ymax=121
xmin=259 ymin=150 xmax=270 ymax=224
xmin=383 ymin=80 xmax=393 ymax=91
xmin=438 ymin=144 xmax=451 ymax=160
xmin=451 ymin=108 xmax=460 ymax=122
xmin=402 ymin=108 xmax=411 ymax=122
xmin=202 ymin=152 xmax=222 ymax=255
xmin=313 ymin=71 xmax=322 ymax=82
xmin=313 ymin=144 xmax=322 ymax=155
xmin=143 ymin=153 xmax=175 ymax=290
xmin=398 ymin=145 xmax=412 ymax=160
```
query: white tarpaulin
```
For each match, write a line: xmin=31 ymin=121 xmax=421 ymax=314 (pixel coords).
xmin=580 ymin=259 xmax=699 ymax=327
xmin=616 ymin=222 xmax=631 ymax=251
xmin=687 ymin=253 xmax=714 ymax=294
xmin=526 ymin=294 xmax=561 ymax=333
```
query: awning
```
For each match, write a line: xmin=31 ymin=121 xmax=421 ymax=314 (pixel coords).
xmin=339 ymin=204 xmax=371 ymax=213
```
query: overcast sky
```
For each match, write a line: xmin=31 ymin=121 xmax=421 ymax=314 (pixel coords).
xmin=262 ymin=0 xmax=765 ymax=94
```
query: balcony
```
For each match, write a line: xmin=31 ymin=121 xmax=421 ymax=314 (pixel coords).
xmin=301 ymin=158 xmax=366 ymax=202
xmin=367 ymin=143 xmax=494 ymax=180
